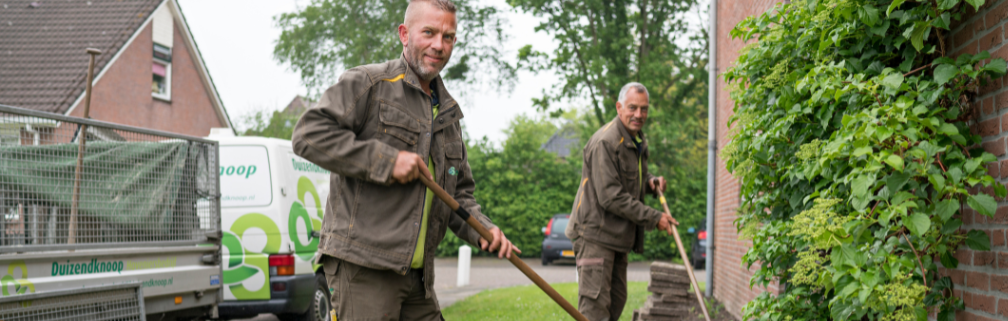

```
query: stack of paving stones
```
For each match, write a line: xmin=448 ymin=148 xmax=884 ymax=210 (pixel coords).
xmin=632 ymin=261 xmax=694 ymax=321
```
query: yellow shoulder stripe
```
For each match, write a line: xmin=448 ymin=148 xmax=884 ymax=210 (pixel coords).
xmin=602 ymin=122 xmax=615 ymax=132
xmin=576 ymin=178 xmax=589 ymax=211
xmin=620 ymin=137 xmax=624 ymax=144
xmin=382 ymin=74 xmax=405 ymax=82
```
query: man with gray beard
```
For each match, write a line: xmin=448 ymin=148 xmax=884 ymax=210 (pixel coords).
xmin=292 ymin=0 xmax=519 ymax=320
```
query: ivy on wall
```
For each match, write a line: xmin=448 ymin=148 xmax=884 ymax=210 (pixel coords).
xmin=724 ymin=0 xmax=1007 ymax=319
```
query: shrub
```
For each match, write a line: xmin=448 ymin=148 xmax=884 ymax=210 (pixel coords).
xmin=724 ymin=0 xmax=1007 ymax=319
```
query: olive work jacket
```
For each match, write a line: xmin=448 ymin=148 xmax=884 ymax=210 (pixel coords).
xmin=565 ymin=117 xmax=663 ymax=254
xmin=291 ymin=57 xmax=496 ymax=298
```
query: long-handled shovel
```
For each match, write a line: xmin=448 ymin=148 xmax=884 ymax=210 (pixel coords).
xmin=658 ymin=192 xmax=711 ymax=321
xmin=417 ymin=175 xmax=589 ymax=321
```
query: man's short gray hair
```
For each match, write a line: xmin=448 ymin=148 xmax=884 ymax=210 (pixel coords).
xmin=408 ymin=0 xmax=457 ymax=14
xmin=618 ymin=82 xmax=649 ymax=105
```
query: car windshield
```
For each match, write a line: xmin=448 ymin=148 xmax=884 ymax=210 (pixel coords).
xmin=551 ymin=218 xmax=568 ymax=236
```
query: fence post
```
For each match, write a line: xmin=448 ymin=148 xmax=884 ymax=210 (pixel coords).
xmin=457 ymin=245 xmax=471 ymax=287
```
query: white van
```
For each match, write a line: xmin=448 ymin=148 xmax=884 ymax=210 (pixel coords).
xmin=208 ymin=132 xmax=330 ymax=321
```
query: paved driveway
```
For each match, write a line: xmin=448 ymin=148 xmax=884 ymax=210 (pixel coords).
xmin=223 ymin=257 xmax=703 ymax=320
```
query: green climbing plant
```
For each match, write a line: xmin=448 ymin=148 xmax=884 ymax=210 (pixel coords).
xmin=724 ymin=0 xmax=1007 ymax=319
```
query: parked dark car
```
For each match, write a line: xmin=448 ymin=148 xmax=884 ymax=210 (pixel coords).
xmin=688 ymin=227 xmax=707 ymax=269
xmin=541 ymin=214 xmax=574 ymax=265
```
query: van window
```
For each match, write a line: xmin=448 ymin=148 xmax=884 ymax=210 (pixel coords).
xmin=220 ymin=145 xmax=272 ymax=207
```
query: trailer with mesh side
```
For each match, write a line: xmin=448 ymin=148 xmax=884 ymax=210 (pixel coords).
xmin=0 ymin=104 xmax=223 ymax=321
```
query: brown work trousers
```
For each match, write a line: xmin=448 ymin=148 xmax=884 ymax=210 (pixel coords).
xmin=575 ymin=238 xmax=629 ymax=321
xmin=321 ymin=256 xmax=443 ymax=321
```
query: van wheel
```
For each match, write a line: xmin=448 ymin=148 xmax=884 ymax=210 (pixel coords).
xmin=290 ymin=274 xmax=330 ymax=321
xmin=541 ymin=255 xmax=549 ymax=266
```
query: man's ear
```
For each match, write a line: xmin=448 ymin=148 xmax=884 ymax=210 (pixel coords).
xmin=398 ymin=24 xmax=409 ymax=47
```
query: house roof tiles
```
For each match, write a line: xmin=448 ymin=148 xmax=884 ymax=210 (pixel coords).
xmin=0 ymin=0 xmax=161 ymax=114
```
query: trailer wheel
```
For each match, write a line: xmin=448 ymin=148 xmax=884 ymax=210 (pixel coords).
xmin=291 ymin=273 xmax=330 ymax=321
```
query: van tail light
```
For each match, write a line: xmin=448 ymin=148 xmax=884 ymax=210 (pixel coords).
xmin=269 ymin=254 xmax=295 ymax=276
xmin=698 ymin=231 xmax=707 ymax=240
xmin=545 ymin=218 xmax=554 ymax=235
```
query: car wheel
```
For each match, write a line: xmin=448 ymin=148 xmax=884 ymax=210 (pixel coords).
xmin=286 ymin=273 xmax=331 ymax=321
xmin=542 ymin=255 xmax=549 ymax=266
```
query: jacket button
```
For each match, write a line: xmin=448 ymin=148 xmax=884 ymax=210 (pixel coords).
xmin=415 ymin=222 xmax=419 ymax=226
xmin=438 ymin=118 xmax=444 ymax=124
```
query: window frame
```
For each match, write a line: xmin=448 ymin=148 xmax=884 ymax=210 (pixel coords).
xmin=152 ymin=57 xmax=171 ymax=101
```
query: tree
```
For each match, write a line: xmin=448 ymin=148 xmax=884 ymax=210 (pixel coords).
xmin=274 ymin=0 xmax=514 ymax=95
xmin=437 ymin=115 xmax=582 ymax=257
xmin=508 ymin=0 xmax=707 ymax=127
xmin=238 ymin=109 xmax=302 ymax=139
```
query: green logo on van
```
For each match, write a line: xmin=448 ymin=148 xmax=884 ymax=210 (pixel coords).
xmin=222 ymin=176 xmax=325 ymax=300
xmin=289 ymin=177 xmax=323 ymax=262
xmin=291 ymin=159 xmax=329 ymax=174
xmin=220 ymin=165 xmax=257 ymax=179
xmin=222 ymin=213 xmax=279 ymax=300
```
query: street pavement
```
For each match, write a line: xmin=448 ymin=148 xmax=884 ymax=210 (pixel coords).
xmin=224 ymin=257 xmax=704 ymax=320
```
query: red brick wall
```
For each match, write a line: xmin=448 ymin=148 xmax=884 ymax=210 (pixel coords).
xmin=68 ymin=22 xmax=226 ymax=137
xmin=713 ymin=0 xmax=783 ymax=319
xmin=946 ymin=1 xmax=1008 ymax=319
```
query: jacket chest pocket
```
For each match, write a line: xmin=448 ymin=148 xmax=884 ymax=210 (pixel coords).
xmin=443 ymin=140 xmax=464 ymax=196
xmin=619 ymin=151 xmax=640 ymax=197
xmin=379 ymin=103 xmax=421 ymax=152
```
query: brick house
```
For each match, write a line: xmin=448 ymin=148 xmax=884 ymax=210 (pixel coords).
xmin=0 ymin=0 xmax=233 ymax=142
xmin=712 ymin=0 xmax=1008 ymax=319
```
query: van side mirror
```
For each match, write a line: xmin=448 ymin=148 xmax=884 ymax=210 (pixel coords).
xmin=687 ymin=227 xmax=696 ymax=234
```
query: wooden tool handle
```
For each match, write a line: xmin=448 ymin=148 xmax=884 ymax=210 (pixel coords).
xmin=417 ymin=175 xmax=589 ymax=321
xmin=660 ymin=194 xmax=711 ymax=321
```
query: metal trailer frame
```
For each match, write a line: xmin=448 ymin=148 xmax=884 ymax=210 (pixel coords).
xmin=0 ymin=282 xmax=146 ymax=321
xmin=0 ymin=103 xmax=223 ymax=319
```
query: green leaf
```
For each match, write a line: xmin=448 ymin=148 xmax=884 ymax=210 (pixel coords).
xmin=966 ymin=229 xmax=991 ymax=251
xmin=885 ymin=154 xmax=905 ymax=171
xmin=985 ymin=59 xmax=1008 ymax=77
xmin=938 ymin=123 xmax=959 ymax=136
xmin=853 ymin=146 xmax=873 ymax=157
xmin=911 ymin=22 xmax=930 ymax=52
xmin=940 ymin=251 xmax=959 ymax=268
xmin=967 ymin=194 xmax=997 ymax=217
xmin=904 ymin=213 xmax=931 ymax=236
xmin=887 ymin=172 xmax=911 ymax=194
xmin=965 ymin=0 xmax=986 ymax=11
xmin=887 ymin=0 xmax=906 ymax=16
xmin=882 ymin=72 xmax=905 ymax=89
xmin=941 ymin=218 xmax=962 ymax=233
xmin=949 ymin=167 xmax=963 ymax=184
xmin=934 ymin=64 xmax=958 ymax=85
xmin=853 ymin=175 xmax=873 ymax=197
xmin=937 ymin=0 xmax=960 ymax=11
xmin=935 ymin=199 xmax=960 ymax=221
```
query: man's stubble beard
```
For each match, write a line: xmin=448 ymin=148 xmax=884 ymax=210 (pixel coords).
xmin=406 ymin=39 xmax=449 ymax=81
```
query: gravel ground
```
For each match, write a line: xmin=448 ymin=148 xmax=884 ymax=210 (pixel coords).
xmin=223 ymin=257 xmax=704 ymax=320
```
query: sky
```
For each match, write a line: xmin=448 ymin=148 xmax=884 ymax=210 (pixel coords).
xmin=176 ymin=0 xmax=560 ymax=144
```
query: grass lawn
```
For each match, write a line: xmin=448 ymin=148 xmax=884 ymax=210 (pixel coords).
xmin=442 ymin=281 xmax=706 ymax=320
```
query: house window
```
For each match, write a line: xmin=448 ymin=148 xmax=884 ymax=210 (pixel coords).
xmin=152 ymin=43 xmax=172 ymax=101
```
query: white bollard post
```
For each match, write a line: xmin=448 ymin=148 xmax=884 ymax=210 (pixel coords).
xmin=457 ymin=245 xmax=471 ymax=287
